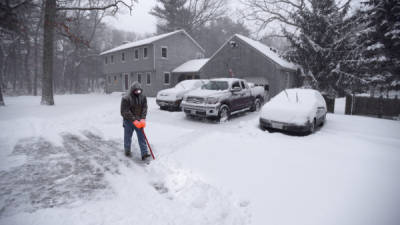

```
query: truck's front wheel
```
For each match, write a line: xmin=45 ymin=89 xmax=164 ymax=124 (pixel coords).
xmin=219 ymin=105 xmax=230 ymax=122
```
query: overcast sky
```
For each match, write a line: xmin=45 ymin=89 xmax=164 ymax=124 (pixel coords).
xmin=104 ymin=0 xmax=362 ymax=36
xmin=103 ymin=0 xmax=243 ymax=35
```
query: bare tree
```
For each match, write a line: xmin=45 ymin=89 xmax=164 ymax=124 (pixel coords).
xmin=151 ymin=0 xmax=226 ymax=34
xmin=0 ymin=0 xmax=34 ymax=105
xmin=41 ymin=0 xmax=136 ymax=105
xmin=240 ymin=0 xmax=351 ymax=33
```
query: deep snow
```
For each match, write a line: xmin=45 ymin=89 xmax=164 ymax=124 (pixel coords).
xmin=0 ymin=94 xmax=399 ymax=225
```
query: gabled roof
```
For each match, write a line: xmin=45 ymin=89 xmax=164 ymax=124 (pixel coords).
xmin=100 ymin=29 xmax=204 ymax=55
xmin=208 ymin=34 xmax=298 ymax=71
xmin=172 ymin=58 xmax=209 ymax=73
xmin=234 ymin=34 xmax=298 ymax=70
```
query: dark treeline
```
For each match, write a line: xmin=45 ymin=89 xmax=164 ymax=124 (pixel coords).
xmin=0 ymin=0 xmax=136 ymax=105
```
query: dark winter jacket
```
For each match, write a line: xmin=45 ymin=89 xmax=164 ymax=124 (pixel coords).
xmin=120 ymin=82 xmax=147 ymax=122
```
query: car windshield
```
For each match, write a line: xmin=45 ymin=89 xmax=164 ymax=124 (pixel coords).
xmin=272 ymin=89 xmax=316 ymax=105
xmin=201 ymin=81 xmax=229 ymax=91
xmin=175 ymin=80 xmax=200 ymax=90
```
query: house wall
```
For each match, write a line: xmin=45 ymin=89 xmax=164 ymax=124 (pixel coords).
xmin=103 ymin=44 xmax=155 ymax=93
xmin=200 ymin=36 xmax=298 ymax=97
xmin=150 ymin=32 xmax=204 ymax=96
xmin=103 ymin=32 xmax=204 ymax=96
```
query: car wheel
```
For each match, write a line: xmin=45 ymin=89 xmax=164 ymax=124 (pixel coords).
xmin=219 ymin=105 xmax=230 ymax=122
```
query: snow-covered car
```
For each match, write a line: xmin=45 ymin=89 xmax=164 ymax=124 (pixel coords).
xmin=156 ymin=79 xmax=208 ymax=110
xmin=259 ymin=88 xmax=327 ymax=134
xmin=181 ymin=78 xmax=266 ymax=122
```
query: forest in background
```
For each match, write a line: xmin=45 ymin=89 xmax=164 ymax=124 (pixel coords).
xmin=0 ymin=0 xmax=399 ymax=106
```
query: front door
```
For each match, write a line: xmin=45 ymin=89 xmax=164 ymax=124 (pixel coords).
xmin=124 ymin=74 xmax=129 ymax=91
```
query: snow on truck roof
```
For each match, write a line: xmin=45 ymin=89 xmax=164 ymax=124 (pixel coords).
xmin=234 ymin=34 xmax=298 ymax=71
xmin=100 ymin=30 xmax=204 ymax=55
xmin=172 ymin=58 xmax=209 ymax=73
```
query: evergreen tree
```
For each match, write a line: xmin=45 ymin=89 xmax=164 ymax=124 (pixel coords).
xmin=151 ymin=0 xmax=189 ymax=33
xmin=357 ymin=0 xmax=400 ymax=91
xmin=283 ymin=0 xmax=354 ymax=94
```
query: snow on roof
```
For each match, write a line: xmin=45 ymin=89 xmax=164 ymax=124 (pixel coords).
xmin=234 ymin=34 xmax=298 ymax=70
xmin=172 ymin=58 xmax=209 ymax=73
xmin=100 ymin=30 xmax=203 ymax=55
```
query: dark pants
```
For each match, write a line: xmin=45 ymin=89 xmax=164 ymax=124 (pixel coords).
xmin=123 ymin=119 xmax=148 ymax=157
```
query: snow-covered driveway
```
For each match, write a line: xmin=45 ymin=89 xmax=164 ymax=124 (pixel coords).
xmin=1 ymin=94 xmax=399 ymax=225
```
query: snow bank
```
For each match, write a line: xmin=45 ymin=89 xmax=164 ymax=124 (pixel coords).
xmin=1 ymin=94 xmax=400 ymax=225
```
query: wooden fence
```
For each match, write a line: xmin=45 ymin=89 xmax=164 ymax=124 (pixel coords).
xmin=322 ymin=95 xmax=335 ymax=113
xmin=345 ymin=95 xmax=400 ymax=119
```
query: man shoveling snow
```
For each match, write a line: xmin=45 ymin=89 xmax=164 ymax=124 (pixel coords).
xmin=120 ymin=82 xmax=151 ymax=161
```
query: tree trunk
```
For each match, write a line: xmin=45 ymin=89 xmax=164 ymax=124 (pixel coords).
xmin=0 ymin=80 xmax=4 ymax=106
xmin=41 ymin=0 xmax=56 ymax=105
xmin=12 ymin=51 xmax=17 ymax=93
xmin=0 ymin=55 xmax=4 ymax=106
xmin=24 ymin=37 xmax=32 ymax=95
xmin=33 ymin=39 xmax=38 ymax=96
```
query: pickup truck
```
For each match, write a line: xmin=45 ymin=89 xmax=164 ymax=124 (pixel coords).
xmin=181 ymin=78 xmax=266 ymax=122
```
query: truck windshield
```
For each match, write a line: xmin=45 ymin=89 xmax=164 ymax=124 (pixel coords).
xmin=201 ymin=81 xmax=229 ymax=90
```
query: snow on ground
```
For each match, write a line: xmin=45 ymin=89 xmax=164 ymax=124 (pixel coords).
xmin=1 ymin=94 xmax=400 ymax=225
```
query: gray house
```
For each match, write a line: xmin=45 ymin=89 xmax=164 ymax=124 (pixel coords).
xmin=200 ymin=34 xmax=300 ymax=97
xmin=100 ymin=30 xmax=205 ymax=96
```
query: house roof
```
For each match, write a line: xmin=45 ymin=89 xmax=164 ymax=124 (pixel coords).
xmin=100 ymin=29 xmax=204 ymax=56
xmin=208 ymin=34 xmax=298 ymax=71
xmin=234 ymin=34 xmax=298 ymax=70
xmin=172 ymin=58 xmax=209 ymax=73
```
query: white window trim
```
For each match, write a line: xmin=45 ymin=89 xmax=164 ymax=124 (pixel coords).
xmin=163 ymin=72 xmax=170 ymax=85
xmin=143 ymin=47 xmax=148 ymax=59
xmin=161 ymin=46 xmax=168 ymax=59
xmin=121 ymin=52 xmax=126 ymax=63
xmin=146 ymin=72 xmax=151 ymax=86
xmin=134 ymin=49 xmax=139 ymax=61
xmin=137 ymin=72 xmax=142 ymax=84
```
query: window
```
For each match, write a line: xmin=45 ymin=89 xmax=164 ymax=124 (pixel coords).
xmin=161 ymin=47 xmax=167 ymax=58
xmin=122 ymin=52 xmax=125 ymax=62
xmin=232 ymin=81 xmax=241 ymax=89
xmin=146 ymin=72 xmax=151 ymax=85
xmin=240 ymin=81 xmax=246 ymax=89
xmin=285 ymin=72 xmax=291 ymax=88
xmin=134 ymin=49 xmax=139 ymax=60
xmin=111 ymin=55 xmax=114 ymax=64
xmin=105 ymin=56 xmax=108 ymax=65
xmin=107 ymin=75 xmax=111 ymax=83
xmin=164 ymin=72 xmax=170 ymax=85
xmin=114 ymin=75 xmax=117 ymax=83
xmin=143 ymin=47 xmax=148 ymax=59
xmin=137 ymin=73 xmax=142 ymax=84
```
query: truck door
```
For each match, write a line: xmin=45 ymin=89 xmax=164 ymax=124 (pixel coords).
xmin=240 ymin=81 xmax=252 ymax=109
xmin=230 ymin=81 xmax=243 ymax=111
